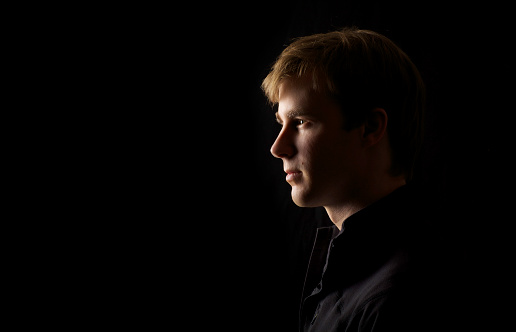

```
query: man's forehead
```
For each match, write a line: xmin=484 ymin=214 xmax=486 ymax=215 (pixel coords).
xmin=278 ymin=76 xmax=313 ymax=100
xmin=278 ymin=80 xmax=311 ymax=113
xmin=276 ymin=76 xmax=344 ymax=124
xmin=277 ymin=78 xmax=325 ymax=116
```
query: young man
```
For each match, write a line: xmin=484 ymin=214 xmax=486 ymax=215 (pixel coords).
xmin=262 ymin=28 xmax=458 ymax=331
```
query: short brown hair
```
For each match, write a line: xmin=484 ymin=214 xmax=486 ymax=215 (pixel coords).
xmin=262 ymin=27 xmax=425 ymax=180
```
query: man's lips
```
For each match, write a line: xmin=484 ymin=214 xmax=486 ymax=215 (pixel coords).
xmin=285 ymin=170 xmax=302 ymax=182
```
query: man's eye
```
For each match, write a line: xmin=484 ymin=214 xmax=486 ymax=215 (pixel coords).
xmin=295 ymin=119 xmax=305 ymax=126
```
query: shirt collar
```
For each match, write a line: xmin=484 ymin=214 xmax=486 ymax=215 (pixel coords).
xmin=333 ymin=184 xmax=412 ymax=241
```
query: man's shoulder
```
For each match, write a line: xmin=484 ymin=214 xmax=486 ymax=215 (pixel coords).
xmin=311 ymin=250 xmax=414 ymax=330
xmin=340 ymin=249 xmax=441 ymax=329
xmin=348 ymin=248 xmax=412 ymax=308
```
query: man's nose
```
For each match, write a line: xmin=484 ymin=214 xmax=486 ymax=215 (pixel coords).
xmin=270 ymin=128 xmax=295 ymax=159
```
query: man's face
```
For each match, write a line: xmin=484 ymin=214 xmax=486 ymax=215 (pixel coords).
xmin=271 ymin=76 xmax=365 ymax=208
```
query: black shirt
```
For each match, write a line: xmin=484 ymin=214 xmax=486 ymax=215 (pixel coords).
xmin=299 ymin=185 xmax=459 ymax=331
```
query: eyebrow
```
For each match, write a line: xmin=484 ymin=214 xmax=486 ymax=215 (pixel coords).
xmin=275 ymin=110 xmax=308 ymax=124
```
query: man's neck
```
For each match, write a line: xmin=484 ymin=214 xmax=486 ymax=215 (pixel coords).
xmin=325 ymin=178 xmax=406 ymax=230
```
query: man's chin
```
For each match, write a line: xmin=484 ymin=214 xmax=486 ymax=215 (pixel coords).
xmin=291 ymin=188 xmax=318 ymax=207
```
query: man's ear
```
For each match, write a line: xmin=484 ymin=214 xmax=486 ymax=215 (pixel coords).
xmin=361 ymin=108 xmax=388 ymax=147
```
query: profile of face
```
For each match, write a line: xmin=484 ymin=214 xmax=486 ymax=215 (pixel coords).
xmin=271 ymin=76 xmax=367 ymax=208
